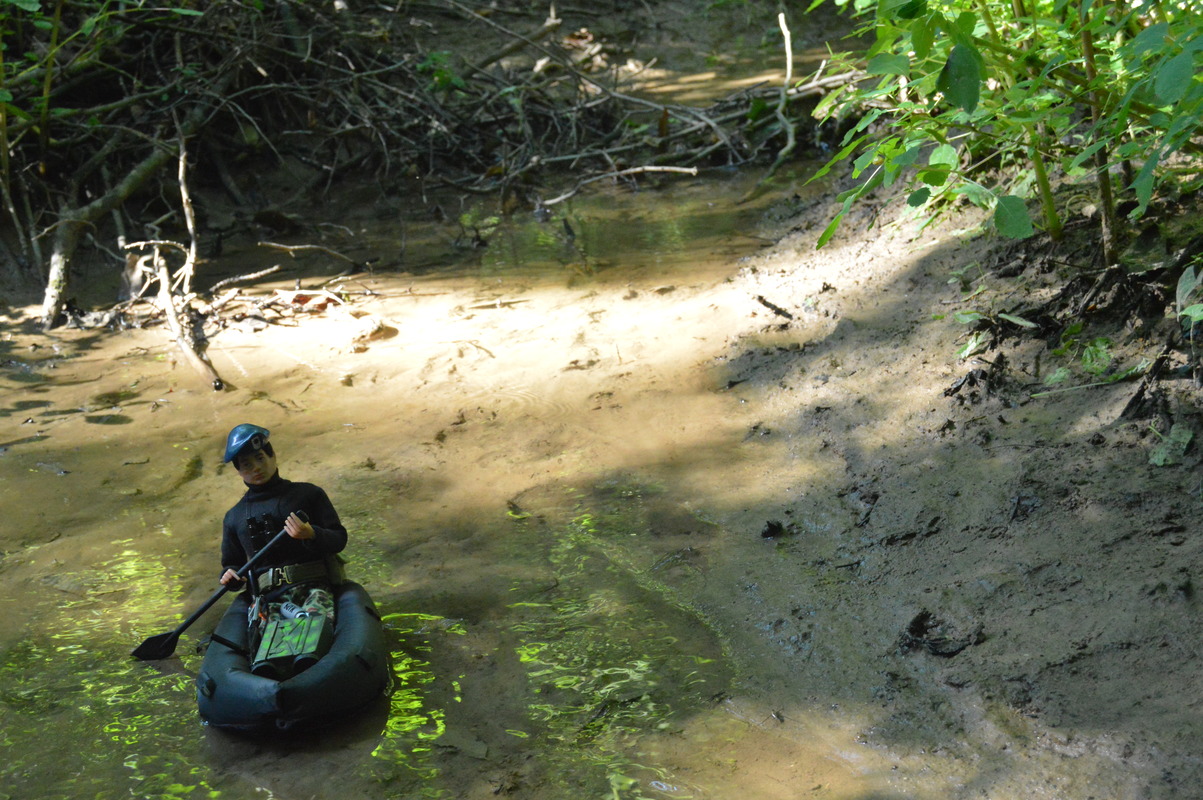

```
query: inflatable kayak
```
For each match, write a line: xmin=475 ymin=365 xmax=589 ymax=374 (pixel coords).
xmin=196 ymin=581 xmax=391 ymax=732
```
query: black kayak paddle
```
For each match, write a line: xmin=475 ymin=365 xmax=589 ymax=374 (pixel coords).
xmin=131 ymin=511 xmax=307 ymax=661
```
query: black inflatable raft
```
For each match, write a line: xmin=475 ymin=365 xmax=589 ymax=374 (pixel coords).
xmin=196 ymin=581 xmax=391 ymax=732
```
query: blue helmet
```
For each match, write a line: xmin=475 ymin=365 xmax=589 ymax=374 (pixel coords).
xmin=223 ymin=423 xmax=270 ymax=463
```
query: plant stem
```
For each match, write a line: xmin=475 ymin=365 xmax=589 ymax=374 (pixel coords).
xmin=38 ymin=0 xmax=66 ymax=163
xmin=0 ymin=18 xmax=25 ymax=259
xmin=1026 ymin=125 xmax=1063 ymax=240
xmin=1079 ymin=4 xmax=1118 ymax=265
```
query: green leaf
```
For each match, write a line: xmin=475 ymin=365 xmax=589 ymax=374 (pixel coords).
xmin=170 ymin=7 xmax=206 ymax=15
xmin=907 ymin=188 xmax=931 ymax=206
xmin=895 ymin=0 xmax=927 ymax=20
xmin=948 ymin=11 xmax=977 ymax=39
xmin=1127 ymin=22 xmax=1169 ymax=58
xmin=806 ymin=133 xmax=868 ymax=185
xmin=1067 ymin=139 xmax=1109 ymax=173
xmin=891 ymin=144 xmax=922 ymax=169
xmin=853 ymin=139 xmax=886 ymax=175
xmin=994 ymin=195 xmax=1034 ymax=239
xmin=868 ymin=53 xmax=910 ymax=77
xmin=1154 ymin=52 xmax=1194 ymax=105
xmin=1180 ymin=303 xmax=1203 ymax=323
xmin=816 ymin=210 xmax=847 ymax=249
xmin=957 ymin=330 xmax=989 ymax=359
xmin=998 ymin=312 xmax=1038 ymax=328
xmin=953 ymin=182 xmax=993 ymax=209
xmin=937 ymin=43 xmax=983 ymax=113
xmin=917 ymin=166 xmax=950 ymax=186
xmin=911 ymin=17 xmax=935 ymax=60
xmin=1106 ymin=358 xmax=1150 ymax=383
xmin=842 ymin=109 xmax=885 ymax=144
xmin=1081 ymin=337 xmax=1113 ymax=374
xmin=953 ymin=310 xmax=984 ymax=324
xmin=1176 ymin=265 xmax=1201 ymax=312
xmin=1044 ymin=366 xmax=1071 ymax=385
xmin=929 ymin=143 xmax=958 ymax=166
xmin=1129 ymin=153 xmax=1159 ymax=219
xmin=1149 ymin=423 xmax=1193 ymax=467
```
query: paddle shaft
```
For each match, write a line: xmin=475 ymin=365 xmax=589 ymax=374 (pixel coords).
xmin=131 ymin=511 xmax=306 ymax=659
xmin=171 ymin=528 xmax=290 ymax=635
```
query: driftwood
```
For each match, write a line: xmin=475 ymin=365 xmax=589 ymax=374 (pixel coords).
xmin=463 ymin=13 xmax=564 ymax=80
xmin=207 ymin=265 xmax=283 ymax=295
xmin=258 ymin=242 xmax=358 ymax=266
xmin=152 ymin=252 xmax=224 ymax=391
xmin=125 ymin=240 xmax=224 ymax=391
xmin=543 ymin=166 xmax=699 ymax=205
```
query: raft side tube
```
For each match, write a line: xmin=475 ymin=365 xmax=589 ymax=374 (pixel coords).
xmin=196 ymin=581 xmax=390 ymax=732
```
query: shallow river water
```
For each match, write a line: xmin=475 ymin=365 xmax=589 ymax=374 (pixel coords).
xmin=0 ymin=171 xmax=892 ymax=800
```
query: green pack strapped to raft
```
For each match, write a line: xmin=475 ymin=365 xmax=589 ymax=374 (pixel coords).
xmin=251 ymin=614 xmax=334 ymax=679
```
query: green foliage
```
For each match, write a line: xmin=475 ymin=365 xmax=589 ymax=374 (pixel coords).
xmin=807 ymin=0 xmax=1203 ymax=247
xmin=1176 ymin=258 xmax=1203 ymax=327
xmin=417 ymin=51 xmax=466 ymax=92
xmin=1042 ymin=321 xmax=1148 ymax=388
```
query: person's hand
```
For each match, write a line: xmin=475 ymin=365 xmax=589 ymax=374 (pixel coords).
xmin=220 ymin=568 xmax=245 ymax=586
xmin=285 ymin=511 xmax=315 ymax=541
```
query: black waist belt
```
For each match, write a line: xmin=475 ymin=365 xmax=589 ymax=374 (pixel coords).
xmin=256 ymin=560 xmax=330 ymax=591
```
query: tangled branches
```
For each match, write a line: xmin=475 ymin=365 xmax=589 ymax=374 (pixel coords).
xmin=2 ymin=0 xmax=858 ymax=336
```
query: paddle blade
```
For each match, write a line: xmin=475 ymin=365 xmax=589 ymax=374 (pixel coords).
xmin=131 ymin=630 xmax=180 ymax=661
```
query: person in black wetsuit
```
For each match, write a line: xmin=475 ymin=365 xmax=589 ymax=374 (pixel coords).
xmin=218 ymin=423 xmax=347 ymax=595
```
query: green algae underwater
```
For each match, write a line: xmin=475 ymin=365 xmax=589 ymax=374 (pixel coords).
xmin=0 ymin=481 xmax=732 ymax=800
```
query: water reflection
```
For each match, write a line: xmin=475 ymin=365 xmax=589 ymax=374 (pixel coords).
xmin=0 ymin=547 xmax=209 ymax=800
xmin=369 ymin=613 xmax=459 ymax=794
xmin=500 ymin=481 xmax=729 ymax=799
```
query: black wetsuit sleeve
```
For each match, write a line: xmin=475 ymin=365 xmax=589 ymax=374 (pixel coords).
xmin=294 ymin=483 xmax=348 ymax=557
xmin=220 ymin=508 xmax=248 ymax=579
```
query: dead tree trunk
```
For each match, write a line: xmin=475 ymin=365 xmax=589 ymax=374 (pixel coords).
xmin=39 ymin=80 xmax=226 ymax=330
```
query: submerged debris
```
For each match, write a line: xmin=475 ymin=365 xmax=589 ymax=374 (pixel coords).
xmin=898 ymin=610 xmax=984 ymax=658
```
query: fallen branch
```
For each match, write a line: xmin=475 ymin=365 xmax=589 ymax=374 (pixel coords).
xmin=747 ymin=13 xmax=799 ymax=199
xmin=148 ymin=247 xmax=224 ymax=391
xmin=463 ymin=13 xmax=562 ymax=80
xmin=258 ymin=241 xmax=358 ymax=265
xmin=543 ymin=165 xmax=698 ymax=205
xmin=207 ymin=265 xmax=282 ymax=294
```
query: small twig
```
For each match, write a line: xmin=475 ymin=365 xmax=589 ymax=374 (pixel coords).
xmin=755 ymin=295 xmax=794 ymax=320
xmin=206 ymin=264 xmax=282 ymax=294
xmin=543 ymin=165 xmax=698 ymax=205
xmin=150 ymin=246 xmax=224 ymax=391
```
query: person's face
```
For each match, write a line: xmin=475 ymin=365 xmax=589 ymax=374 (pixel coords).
xmin=235 ymin=448 xmax=277 ymax=485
